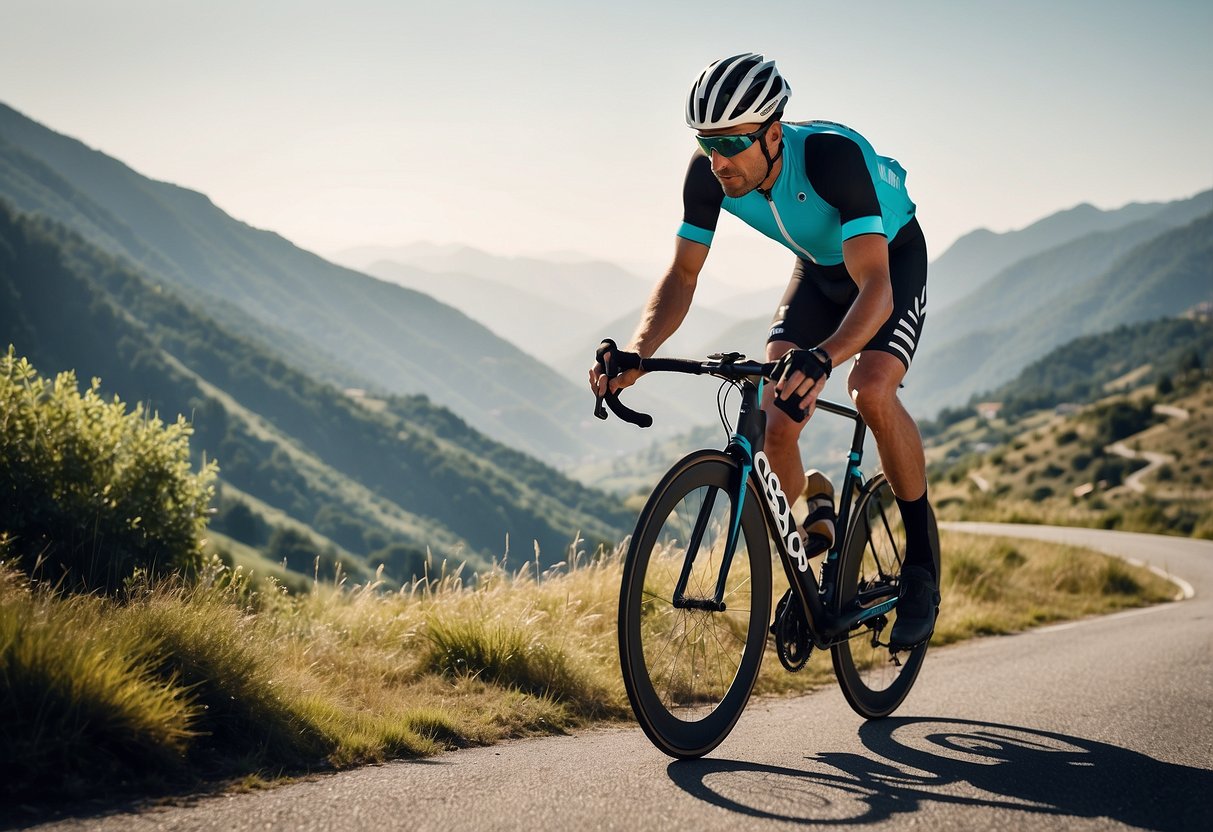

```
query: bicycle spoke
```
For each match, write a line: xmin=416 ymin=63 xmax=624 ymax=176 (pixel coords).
xmin=620 ymin=453 xmax=772 ymax=756
xmin=831 ymin=475 xmax=935 ymax=720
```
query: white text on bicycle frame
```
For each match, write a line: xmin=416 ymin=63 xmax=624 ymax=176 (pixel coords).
xmin=755 ymin=451 xmax=809 ymax=572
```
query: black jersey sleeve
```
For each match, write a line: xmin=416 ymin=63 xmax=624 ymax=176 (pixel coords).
xmin=677 ymin=151 xmax=725 ymax=246
xmin=804 ymin=133 xmax=884 ymax=238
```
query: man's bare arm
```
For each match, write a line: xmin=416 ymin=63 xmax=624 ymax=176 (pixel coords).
xmin=590 ymin=236 xmax=709 ymax=396
xmin=775 ymin=233 xmax=893 ymax=407
xmin=628 ymin=237 xmax=710 ymax=357
xmin=818 ymin=233 xmax=893 ymax=364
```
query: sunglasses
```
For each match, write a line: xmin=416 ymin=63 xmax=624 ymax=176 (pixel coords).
xmin=695 ymin=121 xmax=771 ymax=158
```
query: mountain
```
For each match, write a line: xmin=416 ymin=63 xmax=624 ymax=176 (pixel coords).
xmin=924 ymin=322 xmax=1213 ymax=539
xmin=980 ymin=317 xmax=1213 ymax=421
xmin=0 ymin=102 xmax=598 ymax=466
xmin=926 ymin=190 xmax=1213 ymax=313
xmin=334 ymin=241 xmax=654 ymax=324
xmin=0 ymin=201 xmax=633 ymax=581
xmin=346 ymin=243 xmax=675 ymax=381
xmin=907 ymin=211 xmax=1213 ymax=415
xmin=361 ymin=257 xmax=598 ymax=371
xmin=916 ymin=192 xmax=1213 ymax=360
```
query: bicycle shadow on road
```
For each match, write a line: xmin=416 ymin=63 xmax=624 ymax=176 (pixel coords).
xmin=666 ymin=716 xmax=1212 ymax=830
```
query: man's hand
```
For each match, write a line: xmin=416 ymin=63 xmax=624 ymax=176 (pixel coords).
xmin=772 ymin=347 xmax=831 ymax=422
xmin=589 ymin=343 xmax=644 ymax=399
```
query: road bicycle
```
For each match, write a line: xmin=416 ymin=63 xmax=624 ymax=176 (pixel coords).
xmin=595 ymin=341 xmax=940 ymax=759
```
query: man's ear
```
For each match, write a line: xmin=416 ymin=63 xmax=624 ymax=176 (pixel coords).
xmin=766 ymin=121 xmax=783 ymax=149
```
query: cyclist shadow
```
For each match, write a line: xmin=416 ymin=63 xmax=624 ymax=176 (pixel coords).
xmin=666 ymin=716 xmax=1212 ymax=830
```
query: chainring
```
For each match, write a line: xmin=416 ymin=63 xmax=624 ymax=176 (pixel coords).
xmin=772 ymin=589 xmax=812 ymax=672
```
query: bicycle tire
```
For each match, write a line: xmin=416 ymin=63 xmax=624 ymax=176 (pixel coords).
xmin=831 ymin=473 xmax=940 ymax=719
xmin=618 ymin=450 xmax=772 ymax=758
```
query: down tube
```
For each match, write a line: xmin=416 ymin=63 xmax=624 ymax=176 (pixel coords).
xmin=749 ymin=466 xmax=829 ymax=642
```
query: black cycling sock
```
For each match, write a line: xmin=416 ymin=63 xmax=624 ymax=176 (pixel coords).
xmin=896 ymin=490 xmax=934 ymax=579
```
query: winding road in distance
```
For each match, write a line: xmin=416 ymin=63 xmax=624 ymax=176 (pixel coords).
xmin=27 ymin=525 xmax=1213 ymax=832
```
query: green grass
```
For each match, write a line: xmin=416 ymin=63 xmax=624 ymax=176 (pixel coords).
xmin=0 ymin=529 xmax=1179 ymax=807
xmin=930 ymin=534 xmax=1175 ymax=644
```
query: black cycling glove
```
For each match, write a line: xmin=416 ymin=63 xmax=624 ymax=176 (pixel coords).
xmin=772 ymin=347 xmax=831 ymax=423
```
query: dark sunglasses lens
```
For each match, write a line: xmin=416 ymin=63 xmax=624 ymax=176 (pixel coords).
xmin=697 ymin=135 xmax=751 ymax=157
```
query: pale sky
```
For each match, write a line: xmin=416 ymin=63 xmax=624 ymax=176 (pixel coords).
xmin=2 ymin=0 xmax=1211 ymax=288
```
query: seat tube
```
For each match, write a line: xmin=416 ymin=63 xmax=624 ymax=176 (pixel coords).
xmin=821 ymin=416 xmax=867 ymax=603
xmin=835 ymin=417 xmax=868 ymax=540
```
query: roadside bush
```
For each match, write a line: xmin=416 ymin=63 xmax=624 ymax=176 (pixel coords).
xmin=0 ymin=348 xmax=216 ymax=591
xmin=1086 ymin=399 xmax=1158 ymax=445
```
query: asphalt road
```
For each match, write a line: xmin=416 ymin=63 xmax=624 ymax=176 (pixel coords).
xmin=19 ymin=525 xmax=1213 ymax=832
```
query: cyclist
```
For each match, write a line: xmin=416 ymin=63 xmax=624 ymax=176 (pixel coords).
xmin=590 ymin=53 xmax=938 ymax=649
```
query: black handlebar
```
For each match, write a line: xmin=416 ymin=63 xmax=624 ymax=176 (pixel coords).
xmin=593 ymin=339 xmax=653 ymax=427
xmin=594 ymin=339 xmax=781 ymax=429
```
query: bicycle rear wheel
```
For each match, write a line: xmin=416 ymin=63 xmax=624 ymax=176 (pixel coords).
xmin=831 ymin=473 xmax=940 ymax=718
xmin=618 ymin=450 xmax=772 ymax=758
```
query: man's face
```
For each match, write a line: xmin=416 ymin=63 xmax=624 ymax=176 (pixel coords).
xmin=699 ymin=121 xmax=781 ymax=198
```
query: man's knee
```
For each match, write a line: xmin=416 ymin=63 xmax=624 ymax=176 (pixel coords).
xmin=764 ymin=404 xmax=804 ymax=449
xmin=848 ymin=353 xmax=905 ymax=429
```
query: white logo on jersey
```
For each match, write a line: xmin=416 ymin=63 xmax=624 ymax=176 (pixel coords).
xmin=877 ymin=162 xmax=902 ymax=190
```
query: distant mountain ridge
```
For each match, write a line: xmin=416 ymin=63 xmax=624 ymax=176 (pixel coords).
xmin=926 ymin=190 xmax=1212 ymax=313
xmin=0 ymin=201 xmax=632 ymax=581
xmin=0 ymin=101 xmax=599 ymax=465
xmin=906 ymin=210 xmax=1213 ymax=415
xmin=336 ymin=241 xmax=653 ymax=322
xmin=917 ymin=192 xmax=1213 ymax=361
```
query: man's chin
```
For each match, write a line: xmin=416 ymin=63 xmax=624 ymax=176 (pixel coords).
xmin=718 ymin=178 xmax=754 ymax=198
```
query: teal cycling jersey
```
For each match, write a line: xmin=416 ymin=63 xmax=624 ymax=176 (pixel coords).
xmin=677 ymin=120 xmax=916 ymax=266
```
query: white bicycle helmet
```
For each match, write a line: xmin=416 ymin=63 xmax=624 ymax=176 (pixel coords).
xmin=686 ymin=53 xmax=790 ymax=130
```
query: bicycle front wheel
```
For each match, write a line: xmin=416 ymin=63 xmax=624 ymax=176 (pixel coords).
xmin=831 ymin=473 xmax=940 ymax=719
xmin=618 ymin=450 xmax=772 ymax=758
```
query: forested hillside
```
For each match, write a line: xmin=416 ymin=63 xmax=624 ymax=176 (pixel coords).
xmin=920 ymin=310 xmax=1212 ymax=542
xmin=0 ymin=201 xmax=631 ymax=582
xmin=0 ymin=102 xmax=609 ymax=465
xmin=926 ymin=316 xmax=1212 ymax=431
xmin=907 ymin=209 xmax=1213 ymax=415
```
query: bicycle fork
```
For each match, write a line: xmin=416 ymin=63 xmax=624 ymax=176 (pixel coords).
xmin=670 ymin=377 xmax=764 ymax=613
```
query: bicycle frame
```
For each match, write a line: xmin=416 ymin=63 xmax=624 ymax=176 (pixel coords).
xmin=668 ymin=371 xmax=900 ymax=650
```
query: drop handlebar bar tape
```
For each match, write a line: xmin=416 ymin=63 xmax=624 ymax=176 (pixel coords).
xmin=593 ymin=339 xmax=652 ymax=428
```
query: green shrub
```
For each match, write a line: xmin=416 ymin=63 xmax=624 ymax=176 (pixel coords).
xmin=0 ymin=348 xmax=216 ymax=591
xmin=1086 ymin=399 xmax=1158 ymax=445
